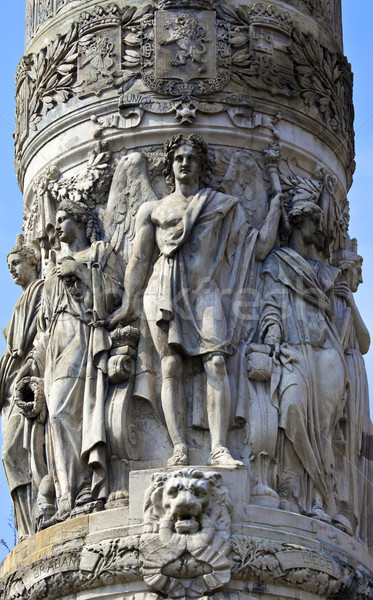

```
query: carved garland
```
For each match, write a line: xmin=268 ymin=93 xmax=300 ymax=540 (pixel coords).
xmin=1 ymin=534 xmax=371 ymax=600
xmin=15 ymin=2 xmax=354 ymax=162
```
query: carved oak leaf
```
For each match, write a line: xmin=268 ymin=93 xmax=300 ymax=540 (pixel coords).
xmin=288 ymin=27 xmax=353 ymax=140
xmin=251 ymin=554 xmax=279 ymax=572
xmin=286 ymin=568 xmax=310 ymax=584
xmin=230 ymin=31 xmax=249 ymax=47
xmin=27 ymin=23 xmax=79 ymax=126
xmin=232 ymin=49 xmax=252 ymax=67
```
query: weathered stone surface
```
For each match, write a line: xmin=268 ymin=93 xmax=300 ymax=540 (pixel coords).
xmin=1 ymin=0 xmax=372 ymax=598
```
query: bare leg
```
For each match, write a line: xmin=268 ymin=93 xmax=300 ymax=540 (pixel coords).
xmin=161 ymin=354 xmax=188 ymax=466
xmin=203 ymin=354 xmax=243 ymax=467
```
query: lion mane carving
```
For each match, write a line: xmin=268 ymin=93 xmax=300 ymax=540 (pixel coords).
xmin=140 ymin=468 xmax=233 ymax=598
xmin=160 ymin=14 xmax=208 ymax=73
xmin=143 ymin=468 xmax=232 ymax=538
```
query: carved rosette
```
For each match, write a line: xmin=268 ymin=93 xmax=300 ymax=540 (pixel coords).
xmin=3 ymin=0 xmax=372 ymax=598
xmin=0 ymin=506 xmax=372 ymax=600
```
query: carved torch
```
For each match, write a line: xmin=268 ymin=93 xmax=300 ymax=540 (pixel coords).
xmin=262 ymin=140 xmax=291 ymax=234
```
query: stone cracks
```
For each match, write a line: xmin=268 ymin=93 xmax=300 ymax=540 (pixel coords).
xmin=1 ymin=526 xmax=372 ymax=599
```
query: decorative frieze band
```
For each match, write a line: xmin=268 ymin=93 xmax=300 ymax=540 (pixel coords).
xmin=16 ymin=1 xmax=354 ymax=175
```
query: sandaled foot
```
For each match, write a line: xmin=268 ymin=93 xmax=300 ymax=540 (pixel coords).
xmin=309 ymin=505 xmax=332 ymax=524
xmin=39 ymin=509 xmax=70 ymax=530
xmin=167 ymin=444 xmax=188 ymax=467
xmin=75 ymin=487 xmax=94 ymax=506
xmin=333 ymin=513 xmax=353 ymax=535
xmin=210 ymin=446 xmax=244 ymax=467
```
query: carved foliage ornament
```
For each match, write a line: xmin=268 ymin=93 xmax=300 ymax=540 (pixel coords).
xmin=15 ymin=23 xmax=79 ymax=157
xmin=16 ymin=2 xmax=353 ymax=158
xmin=120 ymin=1 xmax=294 ymax=99
xmin=1 ymin=532 xmax=372 ymax=600
xmin=231 ymin=535 xmax=367 ymax=597
xmin=288 ymin=27 xmax=354 ymax=151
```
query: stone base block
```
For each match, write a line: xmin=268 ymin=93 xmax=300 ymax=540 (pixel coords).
xmin=0 ymin=466 xmax=371 ymax=600
xmin=129 ymin=466 xmax=251 ymax=527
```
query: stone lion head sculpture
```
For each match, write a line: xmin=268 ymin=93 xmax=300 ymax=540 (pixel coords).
xmin=143 ymin=468 xmax=232 ymax=539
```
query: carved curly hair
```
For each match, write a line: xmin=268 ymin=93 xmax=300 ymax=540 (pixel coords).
xmin=279 ymin=200 xmax=323 ymax=247
xmin=57 ymin=199 xmax=99 ymax=243
xmin=287 ymin=200 xmax=323 ymax=229
xmin=163 ymin=134 xmax=212 ymax=191
xmin=7 ymin=234 xmax=40 ymax=272
xmin=331 ymin=248 xmax=363 ymax=272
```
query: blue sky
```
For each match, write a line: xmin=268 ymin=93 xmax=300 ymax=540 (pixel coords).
xmin=0 ymin=1 xmax=371 ymax=550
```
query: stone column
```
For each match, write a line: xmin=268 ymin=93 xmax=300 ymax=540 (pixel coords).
xmin=0 ymin=0 xmax=372 ymax=599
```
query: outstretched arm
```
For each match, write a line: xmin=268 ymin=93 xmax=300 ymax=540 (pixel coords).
xmin=255 ymin=194 xmax=282 ymax=261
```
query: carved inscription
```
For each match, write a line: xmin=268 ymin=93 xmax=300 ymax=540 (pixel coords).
xmin=276 ymin=550 xmax=335 ymax=575
xmin=23 ymin=553 xmax=79 ymax=590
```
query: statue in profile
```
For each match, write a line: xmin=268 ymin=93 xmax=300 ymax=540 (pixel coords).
xmin=0 ymin=235 xmax=45 ymax=539
xmin=17 ymin=200 xmax=123 ymax=525
xmin=332 ymin=246 xmax=372 ymax=541
xmin=259 ymin=199 xmax=350 ymax=529
xmin=107 ymin=134 xmax=283 ymax=468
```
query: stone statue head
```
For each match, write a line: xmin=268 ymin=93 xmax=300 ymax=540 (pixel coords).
xmin=288 ymin=199 xmax=323 ymax=228
xmin=56 ymin=199 xmax=99 ymax=244
xmin=284 ymin=199 xmax=324 ymax=248
xmin=163 ymin=134 xmax=212 ymax=191
xmin=7 ymin=234 xmax=40 ymax=287
xmin=332 ymin=248 xmax=363 ymax=292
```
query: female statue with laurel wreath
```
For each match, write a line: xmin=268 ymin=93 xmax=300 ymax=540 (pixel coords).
xmin=16 ymin=200 xmax=123 ymax=525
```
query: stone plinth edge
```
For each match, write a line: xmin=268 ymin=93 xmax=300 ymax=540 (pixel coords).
xmin=0 ymin=468 xmax=372 ymax=600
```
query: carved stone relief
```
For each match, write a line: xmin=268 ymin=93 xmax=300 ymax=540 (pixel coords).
xmin=288 ymin=27 xmax=354 ymax=155
xmin=16 ymin=1 xmax=354 ymax=171
xmin=7 ymin=130 xmax=371 ymax=539
xmin=140 ymin=469 xmax=232 ymax=598
xmin=1 ymin=517 xmax=372 ymax=600
xmin=2 ymin=0 xmax=373 ymax=597
xmin=25 ymin=0 xmax=86 ymax=45
xmin=285 ymin=0 xmax=342 ymax=42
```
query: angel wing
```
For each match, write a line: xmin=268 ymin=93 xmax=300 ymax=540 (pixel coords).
xmin=104 ymin=152 xmax=159 ymax=262
xmin=220 ymin=150 xmax=268 ymax=228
